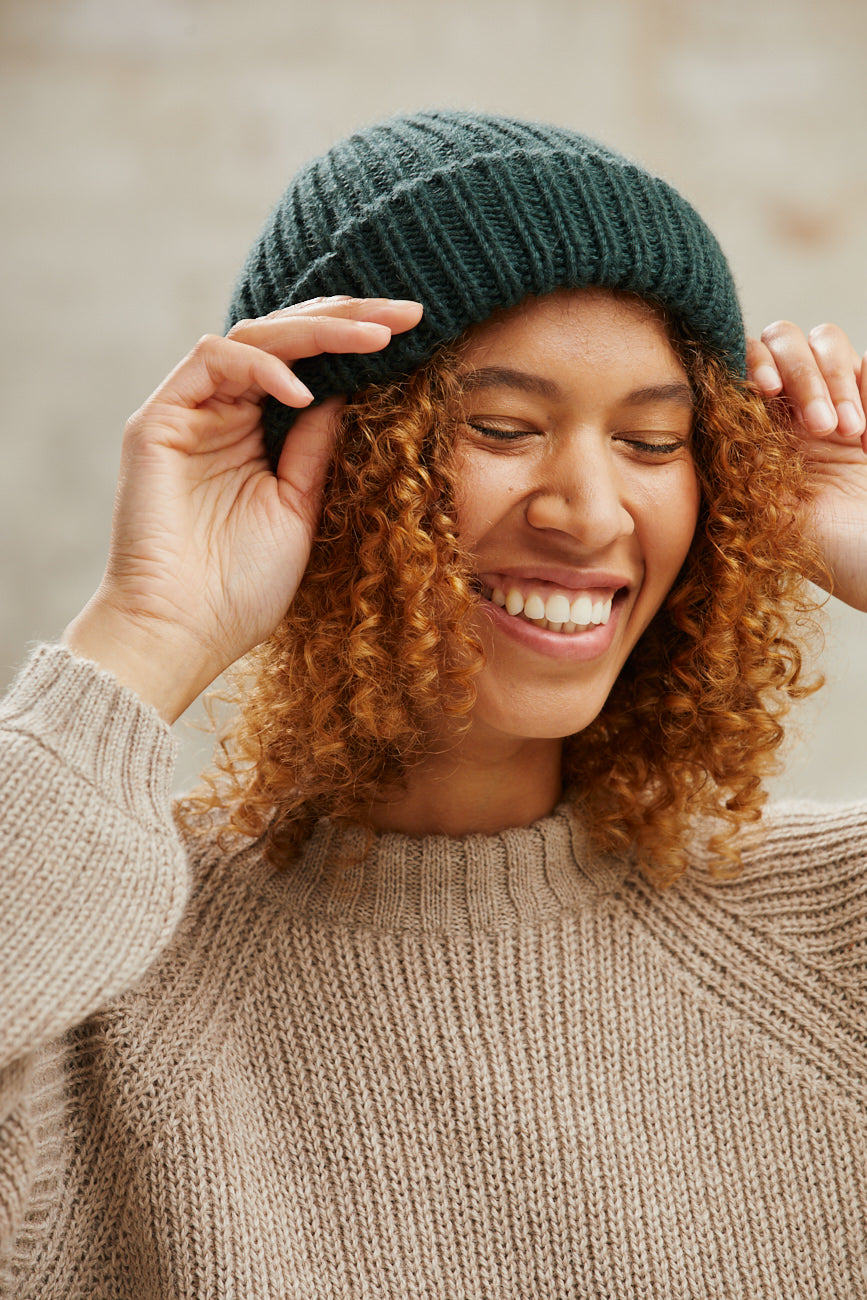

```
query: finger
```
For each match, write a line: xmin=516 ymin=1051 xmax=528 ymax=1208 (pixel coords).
xmin=263 ymin=295 xmax=424 ymax=331
xmin=806 ymin=323 xmax=865 ymax=440
xmin=745 ymin=337 xmax=783 ymax=396
xmin=760 ymin=320 xmax=837 ymax=436
xmin=229 ymin=297 xmax=424 ymax=352
xmin=225 ymin=313 xmax=402 ymax=365
xmin=153 ymin=334 xmax=315 ymax=411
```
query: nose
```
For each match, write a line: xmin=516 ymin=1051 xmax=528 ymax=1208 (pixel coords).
xmin=524 ymin=439 xmax=635 ymax=550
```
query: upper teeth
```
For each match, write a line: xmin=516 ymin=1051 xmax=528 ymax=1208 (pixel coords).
xmin=490 ymin=586 xmax=613 ymax=632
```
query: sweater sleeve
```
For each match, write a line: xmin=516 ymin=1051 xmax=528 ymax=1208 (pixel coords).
xmin=0 ymin=643 xmax=190 ymax=1066
xmin=742 ymin=799 xmax=867 ymax=996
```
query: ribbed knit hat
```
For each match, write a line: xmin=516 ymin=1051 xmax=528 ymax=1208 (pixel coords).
xmin=227 ymin=110 xmax=745 ymax=462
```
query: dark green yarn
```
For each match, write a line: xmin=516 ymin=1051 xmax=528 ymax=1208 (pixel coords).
xmin=226 ymin=110 xmax=746 ymax=465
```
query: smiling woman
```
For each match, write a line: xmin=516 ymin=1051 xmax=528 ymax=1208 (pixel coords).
xmin=189 ymin=281 xmax=817 ymax=872
xmin=2 ymin=110 xmax=867 ymax=1298
xmin=454 ymin=292 xmax=701 ymax=740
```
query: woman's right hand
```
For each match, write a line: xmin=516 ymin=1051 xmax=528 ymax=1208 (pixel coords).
xmin=62 ymin=296 xmax=423 ymax=722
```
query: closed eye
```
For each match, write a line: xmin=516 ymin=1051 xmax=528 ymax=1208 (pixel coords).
xmin=464 ymin=421 xmax=538 ymax=442
xmin=464 ymin=420 xmax=691 ymax=455
xmin=617 ymin=436 xmax=689 ymax=456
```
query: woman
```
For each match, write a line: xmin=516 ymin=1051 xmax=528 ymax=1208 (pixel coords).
xmin=2 ymin=111 xmax=866 ymax=1297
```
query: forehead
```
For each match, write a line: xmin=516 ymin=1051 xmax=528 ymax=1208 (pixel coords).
xmin=458 ymin=287 xmax=689 ymax=394
xmin=463 ymin=286 xmax=673 ymax=349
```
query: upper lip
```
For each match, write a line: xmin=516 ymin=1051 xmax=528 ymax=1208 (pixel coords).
xmin=477 ymin=564 xmax=633 ymax=593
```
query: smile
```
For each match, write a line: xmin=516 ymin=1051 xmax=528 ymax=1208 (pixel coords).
xmin=481 ymin=581 xmax=618 ymax=635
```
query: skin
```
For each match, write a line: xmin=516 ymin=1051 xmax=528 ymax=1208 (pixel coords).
xmin=749 ymin=322 xmax=867 ymax=611
xmin=373 ymin=290 xmax=700 ymax=834
xmin=63 ymin=298 xmax=424 ymax=722
xmin=63 ymin=293 xmax=867 ymax=837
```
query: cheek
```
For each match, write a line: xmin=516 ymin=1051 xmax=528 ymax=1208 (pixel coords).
xmin=635 ymin=463 xmax=701 ymax=586
xmin=452 ymin=449 xmax=520 ymax=547
xmin=680 ymin=465 xmax=702 ymax=544
xmin=661 ymin=466 xmax=701 ymax=573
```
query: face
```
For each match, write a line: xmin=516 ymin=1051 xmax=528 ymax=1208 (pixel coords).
xmin=454 ymin=287 xmax=700 ymax=746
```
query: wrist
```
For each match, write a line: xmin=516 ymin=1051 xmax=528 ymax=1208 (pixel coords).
xmin=62 ymin=598 xmax=220 ymax=724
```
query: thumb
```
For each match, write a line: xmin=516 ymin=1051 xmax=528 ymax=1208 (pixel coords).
xmin=274 ymin=396 xmax=345 ymax=522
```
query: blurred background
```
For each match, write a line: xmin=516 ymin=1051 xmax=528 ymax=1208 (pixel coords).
xmin=2 ymin=0 xmax=865 ymax=795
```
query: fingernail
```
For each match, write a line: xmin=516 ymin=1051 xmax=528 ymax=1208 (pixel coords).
xmin=836 ymin=400 xmax=865 ymax=437
xmin=803 ymin=398 xmax=835 ymax=433
xmin=754 ymin=365 xmax=781 ymax=392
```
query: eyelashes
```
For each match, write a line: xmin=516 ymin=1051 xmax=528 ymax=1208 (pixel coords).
xmin=465 ymin=422 xmax=535 ymax=442
xmin=616 ymin=438 xmax=689 ymax=456
xmin=465 ymin=422 xmax=689 ymax=456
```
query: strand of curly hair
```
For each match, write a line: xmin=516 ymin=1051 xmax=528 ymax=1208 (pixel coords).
xmin=177 ymin=312 xmax=825 ymax=884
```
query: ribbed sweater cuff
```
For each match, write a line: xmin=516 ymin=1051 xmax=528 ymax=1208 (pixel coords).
xmin=2 ymin=642 xmax=178 ymax=826
xmin=0 ymin=645 xmax=189 ymax=1060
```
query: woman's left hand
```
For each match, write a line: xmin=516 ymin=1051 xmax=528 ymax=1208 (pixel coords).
xmin=747 ymin=322 xmax=867 ymax=611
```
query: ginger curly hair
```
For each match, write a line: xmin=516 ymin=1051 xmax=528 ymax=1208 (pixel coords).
xmin=179 ymin=300 xmax=824 ymax=884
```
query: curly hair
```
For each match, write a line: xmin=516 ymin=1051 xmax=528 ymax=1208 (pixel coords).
xmin=178 ymin=303 xmax=825 ymax=883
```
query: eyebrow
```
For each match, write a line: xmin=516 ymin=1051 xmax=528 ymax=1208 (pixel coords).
xmin=622 ymin=382 xmax=695 ymax=410
xmin=460 ymin=366 xmax=694 ymax=410
xmin=460 ymin=366 xmax=561 ymax=400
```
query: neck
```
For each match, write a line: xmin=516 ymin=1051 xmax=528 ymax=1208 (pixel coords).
xmin=368 ymin=730 xmax=564 ymax=837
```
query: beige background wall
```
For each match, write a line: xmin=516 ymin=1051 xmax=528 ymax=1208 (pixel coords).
xmin=2 ymin=0 xmax=865 ymax=796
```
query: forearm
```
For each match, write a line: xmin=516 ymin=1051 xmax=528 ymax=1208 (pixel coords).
xmin=0 ymin=644 xmax=190 ymax=1065
xmin=62 ymin=597 xmax=221 ymax=725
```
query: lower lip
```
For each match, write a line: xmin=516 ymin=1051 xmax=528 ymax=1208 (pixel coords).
xmin=480 ymin=593 xmax=626 ymax=661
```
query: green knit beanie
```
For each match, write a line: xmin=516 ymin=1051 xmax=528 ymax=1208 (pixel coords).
xmin=227 ymin=109 xmax=746 ymax=464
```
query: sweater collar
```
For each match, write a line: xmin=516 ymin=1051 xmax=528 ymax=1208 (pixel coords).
xmin=273 ymin=803 xmax=631 ymax=935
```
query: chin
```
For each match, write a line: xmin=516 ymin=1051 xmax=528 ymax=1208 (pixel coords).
xmin=471 ymin=682 xmax=610 ymax=744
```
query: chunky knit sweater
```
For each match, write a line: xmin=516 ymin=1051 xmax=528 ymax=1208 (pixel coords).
xmin=1 ymin=645 xmax=866 ymax=1299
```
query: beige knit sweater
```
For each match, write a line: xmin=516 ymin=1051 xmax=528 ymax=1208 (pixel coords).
xmin=1 ymin=644 xmax=866 ymax=1299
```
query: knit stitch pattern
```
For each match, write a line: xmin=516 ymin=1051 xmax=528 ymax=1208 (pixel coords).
xmin=226 ymin=111 xmax=746 ymax=465
xmin=2 ymin=647 xmax=866 ymax=1298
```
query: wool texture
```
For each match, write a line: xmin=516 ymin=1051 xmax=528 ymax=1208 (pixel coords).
xmin=2 ymin=645 xmax=866 ymax=1298
xmin=225 ymin=110 xmax=746 ymax=466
